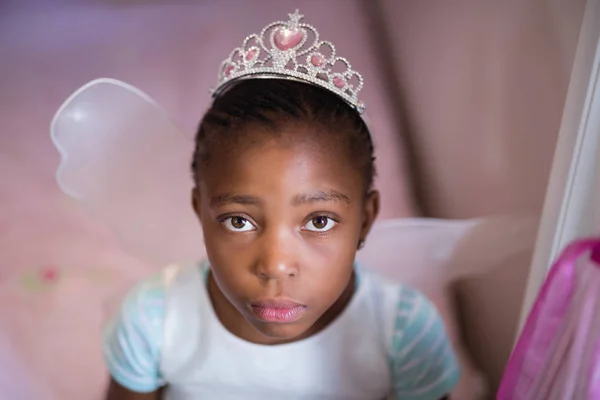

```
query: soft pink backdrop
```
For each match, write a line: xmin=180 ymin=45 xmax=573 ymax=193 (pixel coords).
xmin=0 ymin=0 xmax=585 ymax=397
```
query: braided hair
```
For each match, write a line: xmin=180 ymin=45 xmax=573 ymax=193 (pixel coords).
xmin=192 ymin=79 xmax=376 ymax=192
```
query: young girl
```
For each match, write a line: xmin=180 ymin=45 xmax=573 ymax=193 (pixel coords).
xmin=103 ymin=10 xmax=460 ymax=400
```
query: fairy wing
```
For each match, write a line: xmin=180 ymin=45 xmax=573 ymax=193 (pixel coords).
xmin=357 ymin=214 xmax=538 ymax=290
xmin=51 ymin=78 xmax=205 ymax=268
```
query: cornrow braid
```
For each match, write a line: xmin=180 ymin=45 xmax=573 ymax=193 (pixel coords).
xmin=192 ymin=79 xmax=376 ymax=192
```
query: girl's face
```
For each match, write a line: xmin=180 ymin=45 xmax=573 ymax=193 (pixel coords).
xmin=193 ymin=125 xmax=379 ymax=345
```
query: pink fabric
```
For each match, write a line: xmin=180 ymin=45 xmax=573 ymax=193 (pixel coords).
xmin=498 ymin=238 xmax=600 ymax=399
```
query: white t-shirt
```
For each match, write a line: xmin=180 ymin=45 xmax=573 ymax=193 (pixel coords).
xmin=103 ymin=262 xmax=460 ymax=399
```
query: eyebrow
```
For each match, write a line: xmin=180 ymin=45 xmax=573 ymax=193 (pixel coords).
xmin=293 ymin=190 xmax=351 ymax=205
xmin=210 ymin=190 xmax=351 ymax=207
xmin=210 ymin=194 xmax=262 ymax=207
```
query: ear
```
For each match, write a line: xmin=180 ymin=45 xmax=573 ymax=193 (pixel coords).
xmin=360 ymin=190 xmax=380 ymax=242
xmin=191 ymin=187 xmax=203 ymax=223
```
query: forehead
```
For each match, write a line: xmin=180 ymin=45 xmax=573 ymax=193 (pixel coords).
xmin=200 ymin=126 xmax=364 ymax=198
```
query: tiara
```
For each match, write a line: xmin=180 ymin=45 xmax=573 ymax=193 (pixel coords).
xmin=211 ymin=10 xmax=365 ymax=113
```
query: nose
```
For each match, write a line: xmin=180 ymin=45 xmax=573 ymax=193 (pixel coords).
xmin=254 ymin=228 xmax=299 ymax=280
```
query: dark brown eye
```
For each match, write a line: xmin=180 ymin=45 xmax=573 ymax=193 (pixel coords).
xmin=231 ymin=217 xmax=247 ymax=229
xmin=304 ymin=215 xmax=337 ymax=232
xmin=223 ymin=216 xmax=254 ymax=232
xmin=304 ymin=216 xmax=336 ymax=232
xmin=312 ymin=216 xmax=328 ymax=229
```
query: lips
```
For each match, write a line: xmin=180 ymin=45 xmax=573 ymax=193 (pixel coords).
xmin=249 ymin=300 xmax=307 ymax=323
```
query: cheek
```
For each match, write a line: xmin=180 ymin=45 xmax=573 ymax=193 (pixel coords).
xmin=301 ymin=223 xmax=361 ymax=300
xmin=201 ymin=230 xmax=252 ymax=297
xmin=208 ymin=260 xmax=253 ymax=309
xmin=300 ymin=234 xmax=358 ymax=297
xmin=301 ymin=235 xmax=355 ymax=271
xmin=302 ymin=264 xmax=354 ymax=315
xmin=202 ymin=217 xmax=253 ymax=261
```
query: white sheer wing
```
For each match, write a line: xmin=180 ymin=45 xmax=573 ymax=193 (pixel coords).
xmin=357 ymin=215 xmax=538 ymax=290
xmin=51 ymin=78 xmax=205 ymax=268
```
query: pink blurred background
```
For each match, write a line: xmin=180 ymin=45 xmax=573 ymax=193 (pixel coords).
xmin=0 ymin=0 xmax=586 ymax=398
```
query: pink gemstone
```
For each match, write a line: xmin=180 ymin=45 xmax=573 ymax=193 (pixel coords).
xmin=224 ymin=64 xmax=234 ymax=77
xmin=246 ymin=49 xmax=257 ymax=61
xmin=274 ymin=28 xmax=304 ymax=51
xmin=310 ymin=54 xmax=324 ymax=67
xmin=333 ymin=76 xmax=346 ymax=88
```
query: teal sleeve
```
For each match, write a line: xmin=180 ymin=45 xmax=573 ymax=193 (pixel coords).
xmin=102 ymin=273 xmax=166 ymax=393
xmin=389 ymin=287 xmax=461 ymax=400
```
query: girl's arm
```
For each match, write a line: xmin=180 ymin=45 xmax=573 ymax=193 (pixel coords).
xmin=106 ymin=379 xmax=163 ymax=400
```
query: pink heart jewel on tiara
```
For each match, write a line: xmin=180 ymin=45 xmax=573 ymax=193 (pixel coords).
xmin=274 ymin=28 xmax=304 ymax=51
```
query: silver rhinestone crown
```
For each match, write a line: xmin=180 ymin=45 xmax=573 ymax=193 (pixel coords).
xmin=211 ymin=10 xmax=365 ymax=113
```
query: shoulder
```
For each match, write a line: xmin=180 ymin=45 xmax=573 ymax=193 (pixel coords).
xmin=389 ymin=286 xmax=460 ymax=399
xmin=123 ymin=269 xmax=169 ymax=314
xmin=114 ymin=268 xmax=170 ymax=332
xmin=357 ymin=268 xmax=460 ymax=399
xmin=102 ymin=269 xmax=170 ymax=392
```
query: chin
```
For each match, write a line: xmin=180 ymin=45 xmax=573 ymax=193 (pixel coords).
xmin=252 ymin=320 xmax=310 ymax=341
